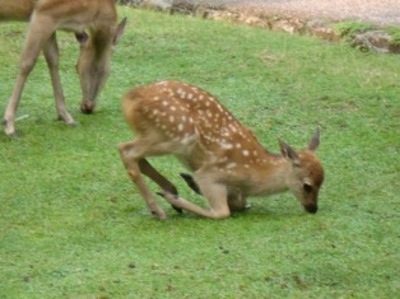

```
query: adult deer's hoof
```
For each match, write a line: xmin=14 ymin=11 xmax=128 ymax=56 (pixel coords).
xmin=80 ymin=102 xmax=95 ymax=114
xmin=3 ymin=120 xmax=18 ymax=139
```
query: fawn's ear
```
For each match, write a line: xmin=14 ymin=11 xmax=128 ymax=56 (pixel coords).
xmin=113 ymin=17 xmax=127 ymax=46
xmin=279 ymin=139 xmax=300 ymax=166
xmin=308 ymin=128 xmax=320 ymax=152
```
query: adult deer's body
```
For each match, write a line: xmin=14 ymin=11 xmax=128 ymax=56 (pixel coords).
xmin=0 ymin=0 xmax=126 ymax=137
xmin=119 ymin=80 xmax=324 ymax=220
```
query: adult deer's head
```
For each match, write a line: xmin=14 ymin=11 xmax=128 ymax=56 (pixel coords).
xmin=76 ymin=18 xmax=126 ymax=114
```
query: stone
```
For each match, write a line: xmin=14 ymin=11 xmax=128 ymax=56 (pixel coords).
xmin=271 ymin=18 xmax=304 ymax=34
xmin=351 ymin=30 xmax=395 ymax=53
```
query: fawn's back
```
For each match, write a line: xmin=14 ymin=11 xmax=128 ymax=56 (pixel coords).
xmin=123 ymin=80 xmax=271 ymax=176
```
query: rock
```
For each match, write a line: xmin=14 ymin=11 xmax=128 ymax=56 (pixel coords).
xmin=145 ymin=0 xmax=173 ymax=11
xmin=237 ymin=15 xmax=270 ymax=29
xmin=306 ymin=19 xmax=341 ymax=41
xmin=313 ymin=27 xmax=340 ymax=41
xmin=206 ymin=10 xmax=239 ymax=22
xmin=271 ymin=18 xmax=304 ymax=34
xmin=170 ymin=0 xmax=198 ymax=15
xmin=350 ymin=30 xmax=397 ymax=53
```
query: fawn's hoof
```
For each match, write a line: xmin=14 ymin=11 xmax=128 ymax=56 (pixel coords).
xmin=157 ymin=191 xmax=182 ymax=214
xmin=151 ymin=208 xmax=167 ymax=220
xmin=67 ymin=121 xmax=79 ymax=127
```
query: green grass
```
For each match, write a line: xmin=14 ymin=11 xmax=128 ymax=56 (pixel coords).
xmin=387 ymin=26 xmax=400 ymax=46
xmin=333 ymin=21 xmax=375 ymax=37
xmin=1 ymin=6 xmax=399 ymax=298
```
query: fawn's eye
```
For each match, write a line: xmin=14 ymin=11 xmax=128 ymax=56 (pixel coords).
xmin=303 ymin=183 xmax=313 ymax=193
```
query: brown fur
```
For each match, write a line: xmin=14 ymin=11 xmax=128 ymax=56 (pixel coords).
xmin=1 ymin=0 xmax=126 ymax=137
xmin=0 ymin=0 xmax=34 ymax=20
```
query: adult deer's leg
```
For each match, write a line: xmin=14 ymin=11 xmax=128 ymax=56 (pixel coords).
xmin=119 ymin=140 xmax=167 ymax=220
xmin=43 ymin=33 xmax=76 ymax=126
xmin=3 ymin=14 xmax=55 ymax=137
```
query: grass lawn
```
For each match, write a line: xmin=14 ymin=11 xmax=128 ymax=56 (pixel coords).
xmin=0 ymin=6 xmax=399 ymax=298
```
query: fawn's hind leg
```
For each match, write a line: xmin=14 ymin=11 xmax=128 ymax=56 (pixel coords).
xmin=119 ymin=140 xmax=167 ymax=219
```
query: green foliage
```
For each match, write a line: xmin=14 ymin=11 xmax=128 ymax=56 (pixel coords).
xmin=1 ymin=6 xmax=399 ymax=298
xmin=333 ymin=21 xmax=375 ymax=37
xmin=387 ymin=26 xmax=400 ymax=45
xmin=333 ymin=21 xmax=400 ymax=49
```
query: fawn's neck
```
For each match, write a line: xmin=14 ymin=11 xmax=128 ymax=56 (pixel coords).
xmin=247 ymin=153 xmax=291 ymax=196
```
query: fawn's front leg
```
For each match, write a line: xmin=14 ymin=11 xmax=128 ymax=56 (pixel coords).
xmin=138 ymin=159 xmax=182 ymax=214
xmin=180 ymin=172 xmax=248 ymax=212
xmin=161 ymin=170 xmax=231 ymax=219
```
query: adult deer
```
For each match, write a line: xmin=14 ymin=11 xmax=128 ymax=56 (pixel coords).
xmin=119 ymin=80 xmax=324 ymax=220
xmin=0 ymin=0 xmax=126 ymax=137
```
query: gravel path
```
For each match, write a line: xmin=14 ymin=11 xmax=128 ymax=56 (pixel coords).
xmin=185 ymin=0 xmax=400 ymax=26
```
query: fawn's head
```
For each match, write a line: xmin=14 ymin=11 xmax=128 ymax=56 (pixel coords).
xmin=75 ymin=18 xmax=126 ymax=114
xmin=279 ymin=129 xmax=324 ymax=214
